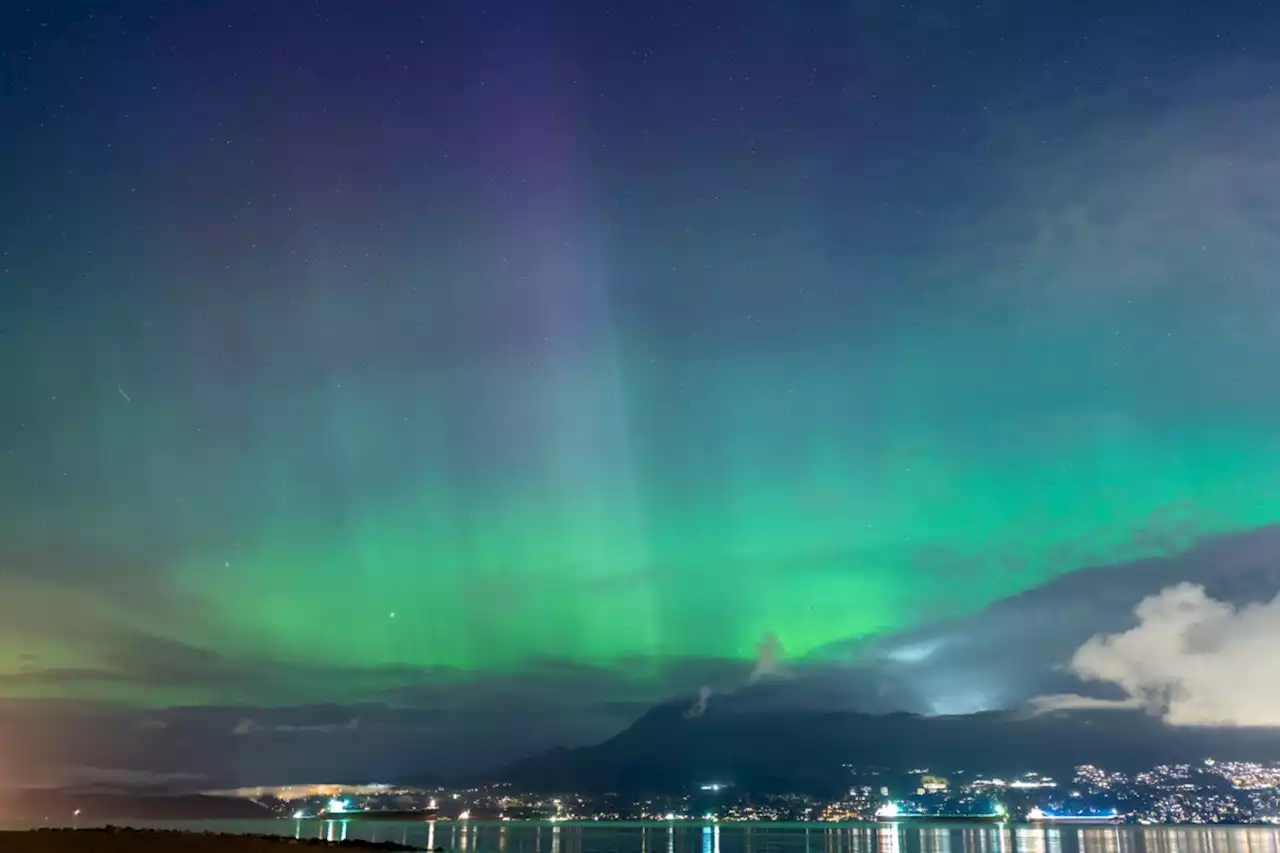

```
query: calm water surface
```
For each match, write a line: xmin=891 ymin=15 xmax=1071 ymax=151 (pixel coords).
xmin=25 ymin=821 xmax=1280 ymax=853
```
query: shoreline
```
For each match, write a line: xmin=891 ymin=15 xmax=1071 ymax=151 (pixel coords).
xmin=0 ymin=827 xmax=427 ymax=852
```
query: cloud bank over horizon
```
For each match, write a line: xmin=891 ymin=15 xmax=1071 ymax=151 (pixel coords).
xmin=6 ymin=555 xmax=1280 ymax=788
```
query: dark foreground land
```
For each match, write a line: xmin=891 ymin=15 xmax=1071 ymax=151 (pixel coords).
xmin=0 ymin=827 xmax=426 ymax=852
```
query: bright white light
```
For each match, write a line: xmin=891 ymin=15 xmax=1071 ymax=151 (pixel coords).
xmin=926 ymin=690 xmax=993 ymax=716
xmin=887 ymin=641 xmax=940 ymax=663
xmin=459 ymin=810 xmax=471 ymax=820
xmin=875 ymin=802 xmax=901 ymax=819
xmin=327 ymin=798 xmax=351 ymax=814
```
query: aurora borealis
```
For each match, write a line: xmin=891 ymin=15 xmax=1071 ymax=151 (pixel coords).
xmin=4 ymin=0 xmax=1280 ymax=783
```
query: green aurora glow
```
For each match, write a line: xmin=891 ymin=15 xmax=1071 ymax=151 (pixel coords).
xmin=4 ymin=3 xmax=1280 ymax=717
xmin=5 ymin=307 xmax=1279 ymax=705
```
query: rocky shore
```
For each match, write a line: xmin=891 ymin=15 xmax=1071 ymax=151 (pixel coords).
xmin=0 ymin=826 xmax=430 ymax=852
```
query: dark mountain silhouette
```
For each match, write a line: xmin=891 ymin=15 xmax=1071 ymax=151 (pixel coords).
xmin=484 ymin=527 xmax=1280 ymax=795
xmin=0 ymin=789 xmax=271 ymax=821
xmin=489 ymin=699 xmax=1280 ymax=794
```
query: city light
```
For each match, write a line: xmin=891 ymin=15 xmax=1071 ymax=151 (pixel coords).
xmin=875 ymin=802 xmax=901 ymax=819
xmin=199 ymin=757 xmax=1280 ymax=826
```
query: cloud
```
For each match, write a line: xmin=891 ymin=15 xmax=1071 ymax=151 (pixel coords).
xmin=1064 ymin=582 xmax=1280 ymax=726
xmin=231 ymin=718 xmax=265 ymax=736
xmin=279 ymin=717 xmax=360 ymax=734
xmin=1025 ymin=694 xmax=1142 ymax=715
xmin=50 ymin=767 xmax=207 ymax=789
xmin=0 ymin=653 xmax=751 ymax=787
xmin=684 ymin=686 xmax=712 ymax=719
xmin=134 ymin=717 xmax=169 ymax=731
xmin=818 ymin=525 xmax=1280 ymax=713
xmin=749 ymin=633 xmax=791 ymax=682
xmin=977 ymin=62 xmax=1280 ymax=317
xmin=233 ymin=717 xmax=360 ymax=735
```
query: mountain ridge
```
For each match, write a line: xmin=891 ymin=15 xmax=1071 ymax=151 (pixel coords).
xmin=486 ymin=699 xmax=1280 ymax=794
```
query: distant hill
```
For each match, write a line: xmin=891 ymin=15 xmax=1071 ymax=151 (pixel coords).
xmin=0 ymin=789 xmax=272 ymax=821
xmin=489 ymin=699 xmax=1280 ymax=794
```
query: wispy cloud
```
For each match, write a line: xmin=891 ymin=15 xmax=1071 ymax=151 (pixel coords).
xmin=231 ymin=718 xmax=264 ymax=736
xmin=684 ymin=686 xmax=712 ymax=718
xmin=985 ymin=62 xmax=1280 ymax=318
xmin=15 ymin=766 xmax=207 ymax=791
xmin=232 ymin=717 xmax=360 ymax=735
xmin=749 ymin=633 xmax=791 ymax=682
xmin=1025 ymin=694 xmax=1142 ymax=715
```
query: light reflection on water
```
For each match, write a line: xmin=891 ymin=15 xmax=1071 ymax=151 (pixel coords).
xmin=13 ymin=821 xmax=1280 ymax=853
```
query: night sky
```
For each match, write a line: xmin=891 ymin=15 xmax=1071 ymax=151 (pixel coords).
xmin=4 ymin=0 xmax=1280 ymax=786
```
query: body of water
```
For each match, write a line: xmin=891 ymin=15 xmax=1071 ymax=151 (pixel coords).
xmin=16 ymin=821 xmax=1280 ymax=853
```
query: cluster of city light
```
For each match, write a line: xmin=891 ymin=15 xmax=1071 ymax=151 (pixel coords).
xmin=1073 ymin=760 xmax=1270 ymax=824
xmin=967 ymin=775 xmax=1055 ymax=790
xmin=1075 ymin=765 xmax=1127 ymax=790
xmin=1207 ymin=760 xmax=1280 ymax=791
xmin=969 ymin=779 xmax=1006 ymax=789
xmin=248 ymin=757 xmax=1280 ymax=826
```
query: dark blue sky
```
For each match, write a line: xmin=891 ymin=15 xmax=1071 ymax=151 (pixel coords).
xmin=3 ymin=0 xmax=1280 ymax=787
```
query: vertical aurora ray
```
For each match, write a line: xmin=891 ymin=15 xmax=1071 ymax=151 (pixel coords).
xmin=477 ymin=17 xmax=660 ymax=666
xmin=5 ymin=2 xmax=1280 ymax=710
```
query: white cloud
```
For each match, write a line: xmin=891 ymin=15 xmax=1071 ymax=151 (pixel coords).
xmin=885 ymin=640 xmax=942 ymax=664
xmin=232 ymin=716 xmax=359 ymax=735
xmin=1026 ymin=693 xmax=1142 ymax=715
xmin=231 ymin=718 xmax=264 ymax=735
xmin=749 ymin=633 xmax=792 ymax=682
xmin=1064 ymin=582 xmax=1280 ymax=726
xmin=684 ymin=686 xmax=712 ymax=719
xmin=276 ymin=717 xmax=359 ymax=734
